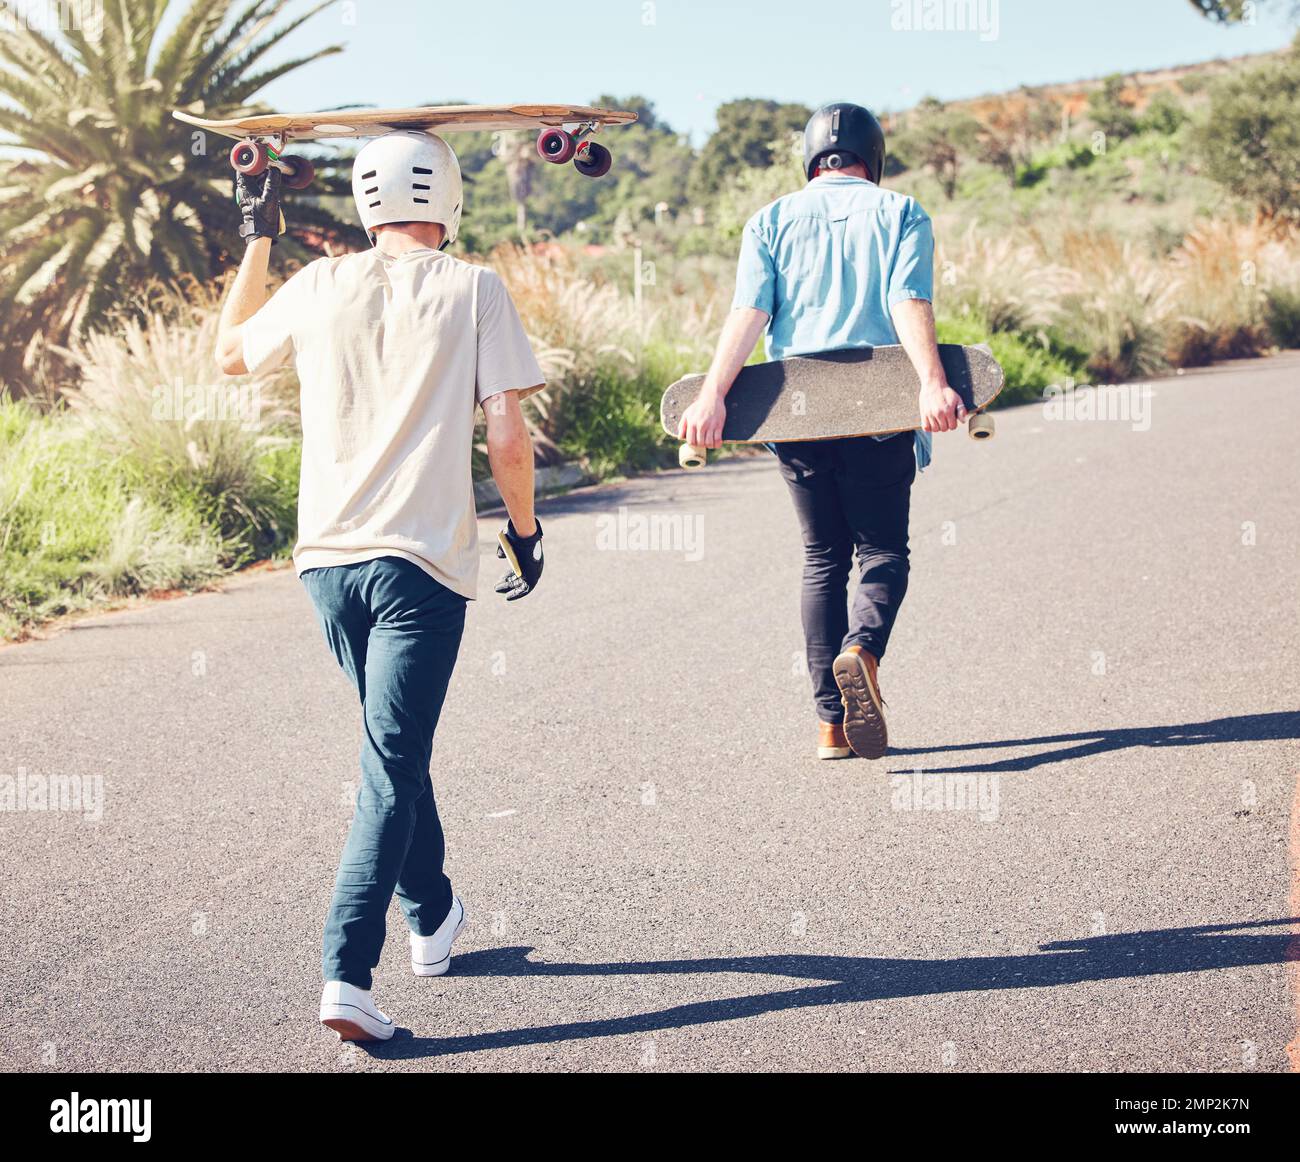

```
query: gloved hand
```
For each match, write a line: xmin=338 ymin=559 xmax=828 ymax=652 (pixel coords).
xmin=494 ymin=518 xmax=543 ymax=601
xmin=235 ymin=166 xmax=285 ymax=244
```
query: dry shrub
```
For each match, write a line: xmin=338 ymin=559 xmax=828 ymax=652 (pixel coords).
xmin=1054 ymin=232 xmax=1176 ymax=381
xmin=936 ymin=223 xmax=1079 ymax=332
xmin=1164 ymin=219 xmax=1298 ymax=364
xmin=57 ymin=279 xmax=298 ymax=534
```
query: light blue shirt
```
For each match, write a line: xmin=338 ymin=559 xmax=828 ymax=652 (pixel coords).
xmin=731 ymin=173 xmax=935 ymax=470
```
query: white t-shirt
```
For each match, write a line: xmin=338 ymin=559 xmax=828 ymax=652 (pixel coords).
xmin=242 ymin=249 xmax=544 ymax=599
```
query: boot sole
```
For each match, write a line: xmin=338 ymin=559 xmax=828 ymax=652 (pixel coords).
xmin=321 ymin=1016 xmax=391 ymax=1042
xmin=832 ymin=652 xmax=888 ymax=759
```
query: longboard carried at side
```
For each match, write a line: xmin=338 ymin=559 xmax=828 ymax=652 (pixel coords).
xmin=660 ymin=343 xmax=1005 ymax=469
xmin=172 ymin=103 xmax=638 ymax=187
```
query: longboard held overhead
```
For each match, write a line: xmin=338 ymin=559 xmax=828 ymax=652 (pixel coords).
xmin=172 ymin=103 xmax=638 ymax=185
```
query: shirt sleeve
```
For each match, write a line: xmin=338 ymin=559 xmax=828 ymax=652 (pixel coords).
xmin=730 ymin=212 xmax=776 ymax=317
xmin=241 ymin=260 xmax=318 ymax=376
xmin=887 ymin=200 xmax=935 ymax=307
xmin=474 ymin=268 xmax=545 ymax=404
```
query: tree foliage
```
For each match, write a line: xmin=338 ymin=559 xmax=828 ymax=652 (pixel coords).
xmin=895 ymin=97 xmax=981 ymax=199
xmin=972 ymin=86 xmax=1060 ymax=188
xmin=687 ymin=99 xmax=811 ymax=201
xmin=1087 ymin=74 xmax=1138 ymax=143
xmin=0 ymin=0 xmax=358 ymax=381
xmin=1193 ymin=41 xmax=1300 ymax=221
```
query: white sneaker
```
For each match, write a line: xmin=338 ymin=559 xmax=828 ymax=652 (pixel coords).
xmin=319 ymin=980 xmax=395 ymax=1042
xmin=410 ymin=896 xmax=466 ymax=977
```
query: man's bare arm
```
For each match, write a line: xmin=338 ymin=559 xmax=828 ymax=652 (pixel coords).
xmin=677 ymin=306 xmax=769 ymax=449
xmin=890 ymin=297 xmax=964 ymax=433
xmin=215 ymin=237 xmax=273 ymax=375
xmin=483 ymin=390 xmax=538 ymax=537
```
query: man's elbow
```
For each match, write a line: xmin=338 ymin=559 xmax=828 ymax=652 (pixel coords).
xmin=215 ymin=332 xmax=247 ymax=376
xmin=487 ymin=424 xmax=530 ymax=462
xmin=486 ymin=416 xmax=532 ymax=463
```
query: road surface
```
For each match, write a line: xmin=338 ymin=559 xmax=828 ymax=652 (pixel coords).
xmin=2 ymin=354 xmax=1298 ymax=1072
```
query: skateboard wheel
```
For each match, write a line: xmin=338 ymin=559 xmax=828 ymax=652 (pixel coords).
xmin=230 ymin=139 xmax=269 ymax=176
xmin=968 ymin=412 xmax=995 ymax=440
xmin=281 ymin=155 xmax=315 ymax=189
xmin=536 ymin=128 xmax=576 ymax=164
xmin=574 ymin=141 xmax=612 ymax=178
xmin=679 ymin=443 xmax=707 ymax=470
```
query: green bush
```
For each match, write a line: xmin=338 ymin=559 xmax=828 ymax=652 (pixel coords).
xmin=0 ymin=397 xmax=298 ymax=640
xmin=546 ymin=342 xmax=696 ymax=477
xmin=1141 ymin=91 xmax=1189 ymax=136
xmin=1264 ymin=286 xmax=1300 ymax=347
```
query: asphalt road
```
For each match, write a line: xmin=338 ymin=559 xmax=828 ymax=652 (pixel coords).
xmin=2 ymin=354 xmax=1298 ymax=1073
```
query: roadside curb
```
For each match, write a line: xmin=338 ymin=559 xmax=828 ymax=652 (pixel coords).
xmin=473 ymin=461 xmax=593 ymax=513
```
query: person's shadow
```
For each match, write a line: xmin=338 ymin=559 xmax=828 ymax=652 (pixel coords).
xmin=887 ymin=710 xmax=1300 ymax=774
xmin=365 ymin=917 xmax=1299 ymax=1060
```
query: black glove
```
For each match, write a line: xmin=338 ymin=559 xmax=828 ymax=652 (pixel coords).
xmin=235 ymin=166 xmax=284 ymax=244
xmin=494 ymin=519 xmax=543 ymax=601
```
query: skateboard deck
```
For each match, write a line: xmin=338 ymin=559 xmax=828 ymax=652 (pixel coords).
xmin=661 ymin=344 xmax=1005 ymax=468
xmin=172 ymin=103 xmax=637 ymax=141
xmin=173 ymin=103 xmax=637 ymax=186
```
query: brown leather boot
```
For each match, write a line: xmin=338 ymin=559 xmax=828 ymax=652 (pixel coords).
xmin=817 ymin=720 xmax=852 ymax=760
xmin=832 ymin=645 xmax=887 ymax=759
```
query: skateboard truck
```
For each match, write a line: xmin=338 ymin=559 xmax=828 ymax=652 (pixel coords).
xmin=535 ymin=119 xmax=612 ymax=177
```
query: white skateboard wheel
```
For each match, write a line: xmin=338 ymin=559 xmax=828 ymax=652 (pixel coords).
xmin=679 ymin=443 xmax=707 ymax=469
xmin=968 ymin=412 xmax=995 ymax=440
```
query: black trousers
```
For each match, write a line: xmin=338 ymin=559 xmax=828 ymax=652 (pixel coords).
xmin=773 ymin=433 xmax=916 ymax=723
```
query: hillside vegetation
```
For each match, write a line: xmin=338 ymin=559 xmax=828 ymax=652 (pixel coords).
xmin=3 ymin=17 xmax=1299 ymax=638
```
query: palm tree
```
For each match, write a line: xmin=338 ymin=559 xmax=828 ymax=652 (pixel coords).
xmin=0 ymin=0 xmax=359 ymax=384
xmin=497 ymin=130 xmax=536 ymax=237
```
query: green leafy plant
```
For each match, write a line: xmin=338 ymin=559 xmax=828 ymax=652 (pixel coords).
xmin=0 ymin=0 xmax=357 ymax=382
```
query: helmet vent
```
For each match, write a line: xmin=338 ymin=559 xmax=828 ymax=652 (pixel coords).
xmin=361 ymin=170 xmax=377 ymax=180
xmin=413 ymin=183 xmax=430 ymax=190
xmin=412 ymin=166 xmax=433 ymax=175
xmin=363 ymin=186 xmax=378 ymax=195
xmin=368 ymin=199 xmax=381 ymax=208
xmin=413 ymin=197 xmax=429 ymax=204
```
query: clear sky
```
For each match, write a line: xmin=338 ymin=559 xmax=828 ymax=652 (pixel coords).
xmin=244 ymin=0 xmax=1297 ymax=142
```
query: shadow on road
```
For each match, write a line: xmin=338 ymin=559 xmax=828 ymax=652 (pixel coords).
xmin=363 ymin=916 xmax=1299 ymax=1061
xmin=534 ymin=457 xmax=768 ymax=519
xmin=886 ymin=710 xmax=1300 ymax=774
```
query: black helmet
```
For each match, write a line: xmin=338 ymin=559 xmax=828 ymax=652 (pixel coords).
xmin=803 ymin=102 xmax=886 ymax=183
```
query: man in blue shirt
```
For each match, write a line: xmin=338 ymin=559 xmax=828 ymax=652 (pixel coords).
xmin=678 ymin=103 xmax=965 ymax=761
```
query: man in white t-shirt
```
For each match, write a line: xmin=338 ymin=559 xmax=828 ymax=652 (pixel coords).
xmin=216 ymin=131 xmax=545 ymax=1042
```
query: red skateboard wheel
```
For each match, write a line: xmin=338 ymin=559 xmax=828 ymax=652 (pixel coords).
xmin=281 ymin=155 xmax=315 ymax=190
xmin=573 ymin=141 xmax=611 ymax=178
xmin=536 ymin=128 xmax=576 ymax=164
xmin=229 ymin=139 xmax=268 ymax=176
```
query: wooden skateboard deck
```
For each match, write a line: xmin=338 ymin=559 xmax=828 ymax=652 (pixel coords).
xmin=661 ymin=344 xmax=1005 ymax=468
xmin=172 ymin=103 xmax=637 ymax=142
xmin=173 ymin=104 xmax=637 ymax=186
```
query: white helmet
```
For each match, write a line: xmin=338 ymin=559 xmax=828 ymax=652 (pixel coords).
xmin=351 ymin=130 xmax=462 ymax=247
